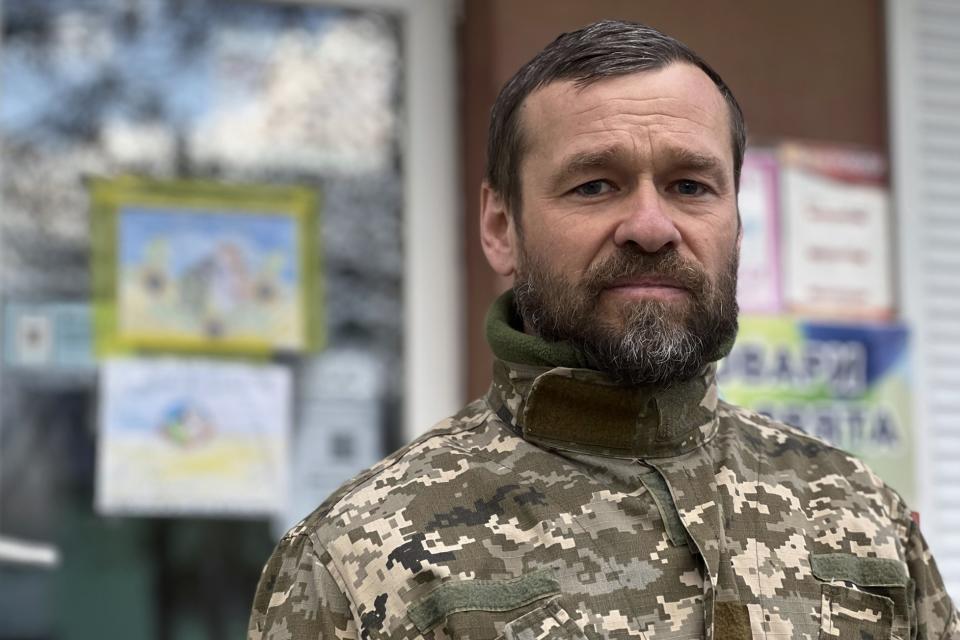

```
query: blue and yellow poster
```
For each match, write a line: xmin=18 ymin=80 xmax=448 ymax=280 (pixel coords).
xmin=719 ymin=317 xmax=914 ymax=504
xmin=96 ymin=357 xmax=291 ymax=516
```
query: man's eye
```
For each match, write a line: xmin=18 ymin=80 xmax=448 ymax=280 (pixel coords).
xmin=674 ymin=180 xmax=707 ymax=196
xmin=572 ymin=180 xmax=614 ymax=197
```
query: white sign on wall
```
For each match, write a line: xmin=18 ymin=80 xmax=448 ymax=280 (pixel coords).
xmin=780 ymin=143 xmax=893 ymax=320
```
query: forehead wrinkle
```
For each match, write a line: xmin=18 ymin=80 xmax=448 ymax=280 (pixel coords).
xmin=597 ymin=114 xmax=721 ymax=141
xmin=549 ymin=114 xmax=723 ymax=158
xmin=565 ymin=94 xmax=723 ymax=130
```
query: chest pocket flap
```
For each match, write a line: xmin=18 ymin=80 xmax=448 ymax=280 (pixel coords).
xmin=811 ymin=553 xmax=914 ymax=640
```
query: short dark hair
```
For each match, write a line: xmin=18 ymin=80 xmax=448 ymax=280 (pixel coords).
xmin=485 ymin=20 xmax=747 ymax=216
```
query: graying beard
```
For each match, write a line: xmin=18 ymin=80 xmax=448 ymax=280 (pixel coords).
xmin=581 ymin=303 xmax=708 ymax=386
xmin=514 ymin=277 xmax=564 ymax=336
xmin=516 ymin=278 xmax=705 ymax=385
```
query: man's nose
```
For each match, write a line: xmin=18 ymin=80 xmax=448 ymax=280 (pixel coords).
xmin=612 ymin=184 xmax=682 ymax=253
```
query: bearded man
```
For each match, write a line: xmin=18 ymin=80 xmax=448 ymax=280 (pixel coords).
xmin=249 ymin=20 xmax=958 ymax=640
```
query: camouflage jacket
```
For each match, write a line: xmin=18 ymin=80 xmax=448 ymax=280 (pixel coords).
xmin=249 ymin=357 xmax=958 ymax=640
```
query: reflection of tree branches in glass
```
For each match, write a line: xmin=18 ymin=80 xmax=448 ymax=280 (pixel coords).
xmin=4 ymin=1 xmax=327 ymax=143
xmin=0 ymin=0 xmax=405 ymax=362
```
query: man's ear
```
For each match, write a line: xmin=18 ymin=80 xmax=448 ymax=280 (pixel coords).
xmin=480 ymin=182 xmax=518 ymax=277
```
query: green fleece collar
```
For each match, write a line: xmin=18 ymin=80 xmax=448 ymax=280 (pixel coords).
xmin=484 ymin=289 xmax=591 ymax=369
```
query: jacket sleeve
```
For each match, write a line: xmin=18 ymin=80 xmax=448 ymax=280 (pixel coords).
xmin=904 ymin=517 xmax=960 ymax=639
xmin=249 ymin=531 xmax=359 ymax=640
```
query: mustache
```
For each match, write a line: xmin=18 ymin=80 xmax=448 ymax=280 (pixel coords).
xmin=581 ymin=247 xmax=709 ymax=297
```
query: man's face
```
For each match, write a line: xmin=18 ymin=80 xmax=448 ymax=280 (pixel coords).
xmin=511 ymin=63 xmax=740 ymax=385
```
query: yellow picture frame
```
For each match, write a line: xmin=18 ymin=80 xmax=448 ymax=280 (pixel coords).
xmin=91 ymin=177 xmax=322 ymax=356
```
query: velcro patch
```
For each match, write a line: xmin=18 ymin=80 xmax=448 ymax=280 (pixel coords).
xmin=523 ymin=375 xmax=658 ymax=456
xmin=408 ymin=569 xmax=560 ymax=632
xmin=811 ymin=553 xmax=908 ymax=587
xmin=714 ymin=601 xmax=751 ymax=640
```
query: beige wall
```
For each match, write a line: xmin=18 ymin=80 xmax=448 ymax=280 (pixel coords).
xmin=461 ymin=0 xmax=888 ymax=398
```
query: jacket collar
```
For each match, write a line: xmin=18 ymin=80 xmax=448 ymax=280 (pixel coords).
xmin=485 ymin=290 xmax=719 ymax=459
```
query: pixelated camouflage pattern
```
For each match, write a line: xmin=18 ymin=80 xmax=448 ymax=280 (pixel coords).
xmin=250 ymin=359 xmax=959 ymax=640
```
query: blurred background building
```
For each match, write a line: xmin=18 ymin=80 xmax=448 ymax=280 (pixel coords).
xmin=0 ymin=0 xmax=957 ymax=638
